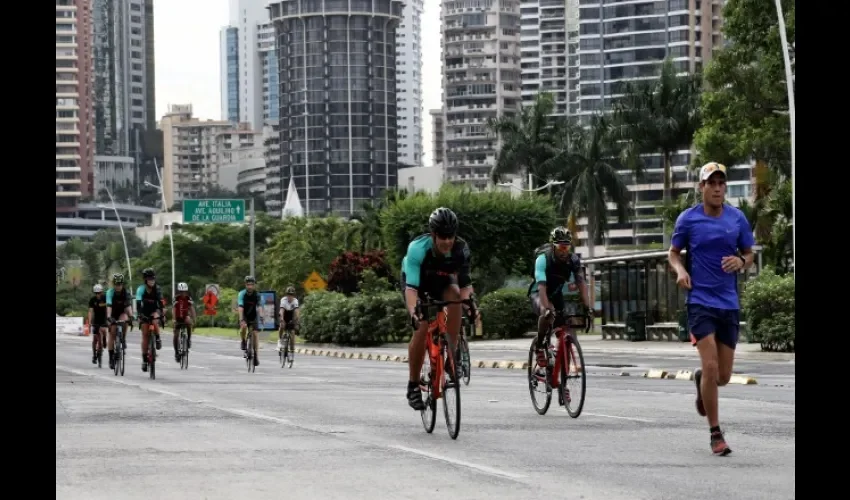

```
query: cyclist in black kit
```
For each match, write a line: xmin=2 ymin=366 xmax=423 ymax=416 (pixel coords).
xmin=88 ymin=284 xmax=108 ymax=364
xmin=238 ymin=275 xmax=261 ymax=367
xmin=135 ymin=268 xmax=164 ymax=372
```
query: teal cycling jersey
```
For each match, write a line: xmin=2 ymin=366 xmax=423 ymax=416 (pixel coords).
xmin=528 ymin=244 xmax=583 ymax=299
xmin=402 ymin=233 xmax=471 ymax=289
xmin=237 ymin=288 xmax=260 ymax=319
xmin=105 ymin=287 xmax=132 ymax=309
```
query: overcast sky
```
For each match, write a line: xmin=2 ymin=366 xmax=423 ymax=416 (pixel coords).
xmin=154 ymin=0 xmax=442 ymax=166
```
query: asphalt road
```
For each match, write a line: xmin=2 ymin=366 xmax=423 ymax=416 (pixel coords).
xmin=56 ymin=332 xmax=795 ymax=500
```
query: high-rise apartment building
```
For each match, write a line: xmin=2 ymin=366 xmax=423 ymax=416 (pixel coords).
xmin=268 ymin=0 xmax=402 ymax=217
xmin=262 ymin=121 xmax=283 ymax=216
xmin=440 ymin=0 xmax=523 ymax=191
xmin=258 ymin=22 xmax=280 ymax=124
xmin=219 ymin=0 xmax=272 ymax=130
xmin=519 ymin=0 xmax=573 ymax=115
xmin=396 ymin=0 xmax=424 ymax=167
xmin=91 ymin=0 xmax=156 ymax=156
xmin=570 ymin=0 xmax=736 ymax=253
xmin=429 ymin=109 xmax=444 ymax=166
xmin=160 ymin=105 xmax=235 ymax=207
xmin=215 ymin=124 xmax=265 ymax=192
xmin=56 ymin=0 xmax=95 ymax=213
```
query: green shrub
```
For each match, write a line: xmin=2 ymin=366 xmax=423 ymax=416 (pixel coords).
xmin=299 ymin=290 xmax=409 ymax=346
xmin=741 ymin=268 xmax=795 ymax=352
xmin=479 ymin=288 xmax=537 ymax=339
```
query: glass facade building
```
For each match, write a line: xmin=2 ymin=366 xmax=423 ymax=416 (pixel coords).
xmin=269 ymin=0 xmax=403 ymax=217
xmin=225 ymin=26 xmax=240 ymax=124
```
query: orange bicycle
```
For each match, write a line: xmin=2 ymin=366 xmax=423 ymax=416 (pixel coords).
xmin=418 ymin=298 xmax=476 ymax=440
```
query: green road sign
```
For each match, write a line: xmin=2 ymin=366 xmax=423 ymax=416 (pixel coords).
xmin=182 ymin=199 xmax=246 ymax=224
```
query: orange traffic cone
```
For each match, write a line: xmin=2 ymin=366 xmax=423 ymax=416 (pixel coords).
xmin=83 ymin=321 xmax=90 ymax=336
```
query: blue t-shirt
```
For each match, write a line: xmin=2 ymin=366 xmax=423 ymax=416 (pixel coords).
xmin=671 ymin=204 xmax=755 ymax=310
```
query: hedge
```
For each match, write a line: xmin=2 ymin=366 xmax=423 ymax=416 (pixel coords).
xmin=380 ymin=185 xmax=558 ymax=276
xmin=299 ymin=290 xmax=409 ymax=346
xmin=479 ymin=288 xmax=537 ymax=339
xmin=741 ymin=268 xmax=795 ymax=352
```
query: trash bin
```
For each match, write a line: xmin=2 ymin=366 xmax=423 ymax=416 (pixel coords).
xmin=625 ymin=311 xmax=646 ymax=342
xmin=677 ymin=309 xmax=690 ymax=342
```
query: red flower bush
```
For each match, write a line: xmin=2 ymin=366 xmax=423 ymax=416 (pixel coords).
xmin=327 ymin=250 xmax=394 ymax=295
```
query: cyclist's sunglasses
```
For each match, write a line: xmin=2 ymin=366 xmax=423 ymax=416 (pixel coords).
xmin=554 ymin=242 xmax=572 ymax=251
xmin=434 ymin=232 xmax=456 ymax=240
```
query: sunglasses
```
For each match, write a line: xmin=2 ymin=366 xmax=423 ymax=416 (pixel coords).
xmin=434 ymin=233 xmax=455 ymax=240
xmin=554 ymin=242 xmax=572 ymax=251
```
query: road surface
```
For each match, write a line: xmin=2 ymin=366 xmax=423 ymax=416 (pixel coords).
xmin=56 ymin=332 xmax=794 ymax=500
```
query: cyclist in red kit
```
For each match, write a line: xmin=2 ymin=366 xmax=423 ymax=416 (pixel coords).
xmin=172 ymin=282 xmax=196 ymax=362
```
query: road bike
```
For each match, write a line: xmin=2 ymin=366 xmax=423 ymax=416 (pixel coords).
xmin=458 ymin=310 xmax=475 ymax=386
xmin=417 ymin=298 xmax=476 ymax=440
xmin=279 ymin=321 xmax=295 ymax=369
xmin=141 ymin=314 xmax=161 ymax=380
xmin=176 ymin=322 xmax=190 ymax=370
xmin=91 ymin=324 xmax=106 ymax=368
xmin=527 ymin=310 xmax=590 ymax=418
xmin=112 ymin=319 xmax=129 ymax=377
xmin=244 ymin=317 xmax=261 ymax=372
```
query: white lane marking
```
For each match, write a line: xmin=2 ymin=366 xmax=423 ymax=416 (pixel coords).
xmin=56 ymin=364 xmax=527 ymax=484
xmin=388 ymin=444 xmax=525 ymax=481
xmin=584 ymin=412 xmax=655 ymax=423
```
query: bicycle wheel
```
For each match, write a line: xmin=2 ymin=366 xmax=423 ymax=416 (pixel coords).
xmin=442 ymin=343 xmax=461 ymax=439
xmin=117 ymin=327 xmax=125 ymax=376
xmin=149 ymin=336 xmax=156 ymax=380
xmin=419 ymin=351 xmax=437 ymax=434
xmin=527 ymin=338 xmax=552 ymax=415
xmin=561 ymin=334 xmax=587 ymax=418
xmin=287 ymin=335 xmax=294 ymax=368
xmin=248 ymin=337 xmax=256 ymax=373
xmin=280 ymin=334 xmax=287 ymax=368
xmin=460 ymin=336 xmax=471 ymax=386
xmin=180 ymin=330 xmax=189 ymax=370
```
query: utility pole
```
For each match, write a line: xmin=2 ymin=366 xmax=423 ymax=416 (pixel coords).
xmin=249 ymin=197 xmax=256 ymax=278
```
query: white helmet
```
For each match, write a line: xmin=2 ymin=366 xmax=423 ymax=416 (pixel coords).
xmin=93 ymin=284 xmax=104 ymax=293
xmin=177 ymin=282 xmax=189 ymax=292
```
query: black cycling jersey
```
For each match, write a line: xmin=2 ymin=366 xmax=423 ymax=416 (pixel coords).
xmin=238 ymin=289 xmax=260 ymax=321
xmin=528 ymin=243 xmax=583 ymax=299
xmin=402 ymin=233 xmax=472 ymax=291
xmin=135 ymin=284 xmax=163 ymax=315
xmin=89 ymin=295 xmax=107 ymax=325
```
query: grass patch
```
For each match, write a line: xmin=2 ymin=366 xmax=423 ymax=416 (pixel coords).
xmin=193 ymin=327 xmax=241 ymax=339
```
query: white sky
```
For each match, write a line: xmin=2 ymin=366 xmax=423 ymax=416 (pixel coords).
xmin=154 ymin=0 xmax=443 ymax=166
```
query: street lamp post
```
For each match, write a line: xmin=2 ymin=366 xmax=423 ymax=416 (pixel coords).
xmin=773 ymin=0 xmax=795 ymax=272
xmin=148 ymin=159 xmax=176 ymax=300
xmin=98 ymin=187 xmax=133 ymax=295
xmin=498 ymin=179 xmax=565 ymax=192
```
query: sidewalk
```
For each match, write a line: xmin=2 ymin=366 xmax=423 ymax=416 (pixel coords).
xmin=298 ymin=334 xmax=795 ymax=362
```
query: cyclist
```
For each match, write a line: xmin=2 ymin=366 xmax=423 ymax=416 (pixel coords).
xmin=172 ymin=282 xmax=196 ymax=362
xmin=136 ymin=268 xmax=164 ymax=372
xmin=402 ymin=207 xmax=475 ymax=411
xmin=88 ymin=284 xmax=108 ymax=364
xmin=238 ymin=275 xmax=261 ymax=367
xmin=528 ymin=227 xmax=593 ymax=376
xmin=105 ymin=273 xmax=133 ymax=369
xmin=278 ymin=286 xmax=299 ymax=353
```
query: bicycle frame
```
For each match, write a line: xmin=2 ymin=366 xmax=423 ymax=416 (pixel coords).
xmin=425 ymin=310 xmax=449 ymax=400
xmin=549 ymin=314 xmax=589 ymax=387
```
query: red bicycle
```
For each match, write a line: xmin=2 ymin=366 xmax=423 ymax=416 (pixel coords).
xmin=418 ymin=298 xmax=476 ymax=440
xmin=528 ymin=310 xmax=590 ymax=417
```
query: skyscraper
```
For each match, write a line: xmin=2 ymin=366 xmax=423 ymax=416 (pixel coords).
xmin=91 ymin=0 xmax=157 ymax=156
xmin=56 ymin=0 xmax=95 ymax=212
xmin=268 ymin=0 xmax=403 ymax=216
xmin=396 ymin=0 xmax=424 ymax=167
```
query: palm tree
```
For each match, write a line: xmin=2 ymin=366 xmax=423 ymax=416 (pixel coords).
xmin=487 ymin=92 xmax=562 ymax=187
xmin=613 ymin=59 xmax=702 ymax=246
xmin=349 ymin=188 xmax=409 ymax=252
xmin=546 ymin=115 xmax=631 ymax=258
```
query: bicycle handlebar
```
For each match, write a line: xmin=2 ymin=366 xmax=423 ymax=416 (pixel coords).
xmin=419 ymin=298 xmax=477 ymax=311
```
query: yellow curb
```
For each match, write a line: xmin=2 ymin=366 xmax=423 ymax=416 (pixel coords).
xmin=401 ymin=356 xmax=409 ymax=363
xmin=729 ymin=375 xmax=758 ymax=385
xmin=391 ymin=355 xmax=402 ymax=362
xmin=357 ymin=352 xmax=364 ymax=359
xmin=674 ymin=370 xmax=694 ymax=381
xmin=346 ymin=352 xmax=355 ymax=359
xmin=325 ymin=351 xmax=332 ymax=356
xmin=310 ymin=349 xmax=317 ymax=355
xmin=317 ymin=350 xmax=325 ymax=356
xmin=366 ymin=354 xmax=373 ymax=360
xmin=476 ymin=361 xmax=486 ymax=368
xmin=495 ymin=361 xmax=512 ymax=369
xmin=645 ymin=369 xmax=668 ymax=379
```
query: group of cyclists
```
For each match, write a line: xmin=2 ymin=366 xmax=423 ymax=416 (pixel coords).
xmin=87 ymin=271 xmax=302 ymax=371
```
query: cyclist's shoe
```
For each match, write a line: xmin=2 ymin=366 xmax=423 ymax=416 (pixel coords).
xmin=710 ymin=430 xmax=732 ymax=456
xmin=187 ymin=337 xmax=191 ymax=349
xmin=174 ymin=351 xmax=181 ymax=363
xmin=253 ymin=356 xmax=260 ymax=367
xmin=407 ymin=384 xmax=426 ymax=411
xmin=91 ymin=353 xmax=97 ymax=364
xmin=141 ymin=357 xmax=148 ymax=372
xmin=108 ymin=352 xmax=115 ymax=369
xmin=276 ymin=339 xmax=283 ymax=351
xmin=155 ymin=334 xmax=162 ymax=350
xmin=694 ymin=368 xmax=707 ymax=417
xmin=240 ymin=339 xmax=247 ymax=351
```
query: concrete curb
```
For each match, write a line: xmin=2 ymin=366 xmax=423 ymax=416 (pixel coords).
xmin=291 ymin=348 xmax=759 ymax=385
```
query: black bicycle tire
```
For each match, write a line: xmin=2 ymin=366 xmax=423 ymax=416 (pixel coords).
xmin=528 ymin=339 xmax=552 ymax=415
xmin=181 ymin=329 xmax=189 ymax=370
xmin=119 ymin=327 xmax=126 ymax=376
xmin=420 ymin=352 xmax=437 ymax=434
xmin=149 ymin=334 xmax=156 ymax=380
xmin=442 ymin=344 xmax=461 ymax=440
xmin=113 ymin=328 xmax=119 ymax=376
xmin=563 ymin=335 xmax=587 ymax=418
xmin=460 ymin=337 xmax=471 ymax=386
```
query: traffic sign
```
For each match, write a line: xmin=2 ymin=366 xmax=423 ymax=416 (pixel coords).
xmin=205 ymin=284 xmax=220 ymax=297
xmin=182 ymin=199 xmax=246 ymax=224
xmin=303 ymin=271 xmax=327 ymax=292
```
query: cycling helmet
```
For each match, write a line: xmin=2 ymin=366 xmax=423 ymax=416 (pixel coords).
xmin=285 ymin=286 xmax=296 ymax=294
xmin=428 ymin=207 xmax=459 ymax=237
xmin=177 ymin=282 xmax=189 ymax=292
xmin=245 ymin=275 xmax=256 ymax=284
xmin=550 ymin=226 xmax=572 ymax=244
xmin=112 ymin=273 xmax=125 ymax=284
xmin=142 ymin=268 xmax=156 ymax=279
xmin=93 ymin=284 xmax=104 ymax=293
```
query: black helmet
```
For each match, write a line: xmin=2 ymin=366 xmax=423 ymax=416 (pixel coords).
xmin=428 ymin=207 xmax=458 ymax=237
xmin=550 ymin=226 xmax=572 ymax=244
xmin=285 ymin=286 xmax=295 ymax=294
xmin=112 ymin=273 xmax=125 ymax=284
xmin=245 ymin=275 xmax=256 ymax=284
xmin=142 ymin=268 xmax=156 ymax=279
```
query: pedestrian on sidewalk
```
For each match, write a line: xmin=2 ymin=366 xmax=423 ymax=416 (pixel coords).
xmin=668 ymin=162 xmax=754 ymax=456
